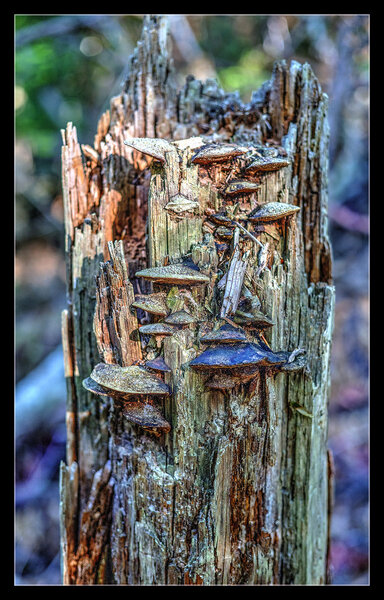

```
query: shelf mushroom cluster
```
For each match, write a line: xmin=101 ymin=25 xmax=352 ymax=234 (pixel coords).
xmin=83 ymin=138 xmax=306 ymax=434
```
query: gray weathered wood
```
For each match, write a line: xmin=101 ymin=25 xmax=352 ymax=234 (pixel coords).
xmin=60 ymin=16 xmax=334 ymax=585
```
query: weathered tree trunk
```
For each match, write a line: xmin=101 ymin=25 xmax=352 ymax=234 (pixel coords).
xmin=60 ymin=16 xmax=334 ymax=585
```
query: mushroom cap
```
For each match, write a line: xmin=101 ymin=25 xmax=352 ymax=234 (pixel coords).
xmin=191 ymin=143 xmax=246 ymax=164
xmin=207 ymin=213 xmax=235 ymax=228
xmin=90 ymin=363 xmax=170 ymax=395
xmin=244 ymin=156 xmax=290 ymax=173
xmin=139 ymin=323 xmax=174 ymax=336
xmin=248 ymin=202 xmax=300 ymax=222
xmin=223 ymin=179 xmax=260 ymax=196
xmin=123 ymin=137 xmax=175 ymax=163
xmin=164 ymin=194 xmax=200 ymax=214
xmin=200 ymin=323 xmax=248 ymax=344
xmin=135 ymin=264 xmax=210 ymax=285
xmin=189 ymin=343 xmax=286 ymax=370
xmin=215 ymin=226 xmax=234 ymax=240
xmin=164 ymin=310 xmax=196 ymax=326
xmin=121 ymin=401 xmax=171 ymax=432
xmin=145 ymin=356 xmax=172 ymax=373
xmin=131 ymin=293 xmax=169 ymax=316
xmin=82 ymin=376 xmax=111 ymax=397
xmin=234 ymin=309 xmax=274 ymax=328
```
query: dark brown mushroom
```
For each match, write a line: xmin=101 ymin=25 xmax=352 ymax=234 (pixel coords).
xmin=191 ymin=143 xmax=246 ymax=165
xmin=223 ymin=179 xmax=260 ymax=196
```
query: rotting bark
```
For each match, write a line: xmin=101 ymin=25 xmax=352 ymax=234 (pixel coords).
xmin=60 ymin=15 xmax=335 ymax=585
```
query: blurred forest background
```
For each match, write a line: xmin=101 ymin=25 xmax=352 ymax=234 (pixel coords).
xmin=15 ymin=14 xmax=369 ymax=585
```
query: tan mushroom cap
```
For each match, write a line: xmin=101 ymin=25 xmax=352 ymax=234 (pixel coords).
xmin=131 ymin=293 xmax=169 ymax=317
xmin=123 ymin=137 xmax=175 ymax=163
xmin=164 ymin=194 xmax=200 ymax=214
xmin=139 ymin=323 xmax=174 ymax=336
xmin=248 ymin=202 xmax=300 ymax=222
xmin=164 ymin=310 xmax=196 ymax=326
xmin=90 ymin=363 xmax=170 ymax=396
xmin=135 ymin=264 xmax=210 ymax=285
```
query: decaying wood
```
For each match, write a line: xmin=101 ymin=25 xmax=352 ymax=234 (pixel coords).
xmin=60 ymin=15 xmax=334 ymax=585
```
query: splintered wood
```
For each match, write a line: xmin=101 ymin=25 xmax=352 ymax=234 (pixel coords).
xmin=93 ymin=241 xmax=142 ymax=366
xmin=60 ymin=15 xmax=334 ymax=586
xmin=220 ymin=229 xmax=249 ymax=319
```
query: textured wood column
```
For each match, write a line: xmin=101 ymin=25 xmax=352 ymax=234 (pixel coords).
xmin=60 ymin=16 xmax=334 ymax=585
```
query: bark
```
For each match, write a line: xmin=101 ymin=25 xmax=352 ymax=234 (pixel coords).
xmin=60 ymin=15 xmax=334 ymax=585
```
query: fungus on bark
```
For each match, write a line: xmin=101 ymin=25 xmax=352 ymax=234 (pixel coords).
xmin=223 ymin=180 xmax=260 ymax=196
xmin=200 ymin=323 xmax=248 ymax=344
xmin=88 ymin=363 xmax=170 ymax=396
xmin=191 ymin=143 xmax=246 ymax=164
xmin=135 ymin=264 xmax=210 ymax=285
xmin=82 ymin=363 xmax=171 ymax=434
xmin=164 ymin=310 xmax=196 ymax=327
xmin=248 ymin=202 xmax=300 ymax=223
xmin=123 ymin=137 xmax=176 ymax=163
xmin=145 ymin=356 xmax=172 ymax=374
xmin=243 ymin=147 xmax=290 ymax=173
xmin=131 ymin=293 xmax=169 ymax=317
xmin=189 ymin=342 xmax=286 ymax=372
xmin=164 ymin=194 xmax=200 ymax=214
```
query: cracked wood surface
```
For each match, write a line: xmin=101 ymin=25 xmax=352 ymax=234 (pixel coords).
xmin=60 ymin=15 xmax=334 ymax=585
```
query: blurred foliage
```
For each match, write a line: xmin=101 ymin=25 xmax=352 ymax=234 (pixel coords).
xmin=15 ymin=14 xmax=369 ymax=585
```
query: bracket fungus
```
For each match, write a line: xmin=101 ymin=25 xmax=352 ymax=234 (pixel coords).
xmin=135 ymin=264 xmax=210 ymax=285
xmin=223 ymin=179 xmax=260 ymax=196
xmin=88 ymin=363 xmax=170 ymax=396
xmin=164 ymin=310 xmax=196 ymax=327
xmin=207 ymin=213 xmax=236 ymax=228
xmin=82 ymin=363 xmax=171 ymax=434
xmin=123 ymin=137 xmax=176 ymax=163
xmin=243 ymin=147 xmax=290 ymax=173
xmin=164 ymin=194 xmax=200 ymax=214
xmin=191 ymin=143 xmax=246 ymax=164
xmin=120 ymin=401 xmax=171 ymax=434
xmin=200 ymin=323 xmax=248 ymax=344
xmin=248 ymin=202 xmax=300 ymax=223
xmin=234 ymin=308 xmax=275 ymax=329
xmin=189 ymin=342 xmax=286 ymax=373
xmin=145 ymin=356 xmax=172 ymax=374
xmin=131 ymin=293 xmax=169 ymax=317
xmin=139 ymin=323 xmax=174 ymax=336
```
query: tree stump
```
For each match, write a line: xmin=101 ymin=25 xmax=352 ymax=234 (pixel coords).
xmin=60 ymin=15 xmax=335 ymax=585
